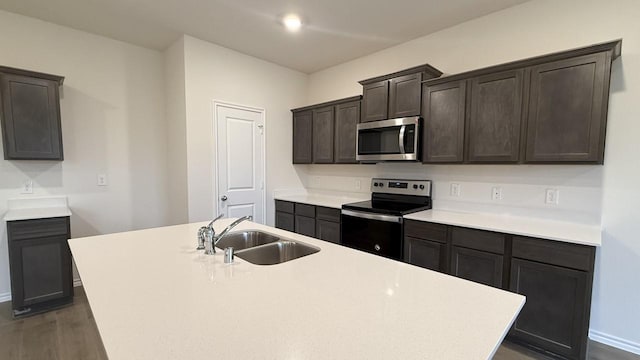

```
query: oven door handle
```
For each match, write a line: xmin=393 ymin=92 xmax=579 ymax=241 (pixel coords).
xmin=398 ymin=125 xmax=406 ymax=154
xmin=341 ymin=209 xmax=403 ymax=223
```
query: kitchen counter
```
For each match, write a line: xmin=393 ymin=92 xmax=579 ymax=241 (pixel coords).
xmin=3 ymin=196 xmax=72 ymax=221
xmin=274 ymin=191 xmax=368 ymax=209
xmin=69 ymin=219 xmax=524 ymax=360
xmin=405 ymin=209 xmax=601 ymax=247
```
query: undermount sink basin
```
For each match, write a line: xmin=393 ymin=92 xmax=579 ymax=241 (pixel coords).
xmin=235 ymin=240 xmax=320 ymax=265
xmin=215 ymin=230 xmax=280 ymax=251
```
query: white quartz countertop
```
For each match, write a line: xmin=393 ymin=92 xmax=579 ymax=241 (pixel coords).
xmin=69 ymin=219 xmax=525 ymax=360
xmin=3 ymin=196 xmax=72 ymax=221
xmin=274 ymin=192 xmax=368 ymax=209
xmin=404 ymin=210 xmax=602 ymax=247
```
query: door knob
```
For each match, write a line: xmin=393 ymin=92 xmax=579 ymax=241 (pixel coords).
xmin=221 ymin=195 xmax=228 ymax=201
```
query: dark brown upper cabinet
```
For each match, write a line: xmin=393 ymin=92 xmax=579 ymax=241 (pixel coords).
xmin=467 ymin=69 xmax=525 ymax=163
xmin=421 ymin=39 xmax=621 ymax=165
xmin=359 ymin=64 xmax=442 ymax=123
xmin=291 ymin=96 xmax=362 ymax=165
xmin=334 ymin=100 xmax=360 ymax=163
xmin=0 ymin=66 xmax=65 ymax=161
xmin=292 ymin=110 xmax=313 ymax=164
xmin=312 ymin=106 xmax=335 ymax=163
xmin=422 ymin=80 xmax=466 ymax=163
xmin=525 ymin=53 xmax=610 ymax=163
xmin=361 ymin=80 xmax=388 ymax=123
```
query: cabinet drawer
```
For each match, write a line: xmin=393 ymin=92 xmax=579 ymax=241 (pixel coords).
xmin=451 ymin=227 xmax=505 ymax=254
xmin=275 ymin=200 xmax=294 ymax=214
xmin=316 ymin=206 xmax=340 ymax=222
xmin=404 ymin=220 xmax=447 ymax=243
xmin=512 ymin=236 xmax=595 ymax=272
xmin=8 ymin=217 xmax=70 ymax=241
xmin=294 ymin=203 xmax=316 ymax=218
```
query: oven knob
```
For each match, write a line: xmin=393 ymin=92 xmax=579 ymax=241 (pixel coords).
xmin=413 ymin=184 xmax=418 ymax=189
xmin=374 ymin=244 xmax=381 ymax=251
xmin=379 ymin=183 xmax=384 ymax=187
xmin=374 ymin=182 xmax=379 ymax=187
xmin=419 ymin=185 xmax=425 ymax=190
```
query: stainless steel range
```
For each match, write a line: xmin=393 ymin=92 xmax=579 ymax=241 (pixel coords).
xmin=341 ymin=178 xmax=432 ymax=260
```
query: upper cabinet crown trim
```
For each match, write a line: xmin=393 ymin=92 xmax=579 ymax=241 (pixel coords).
xmin=423 ymin=39 xmax=622 ymax=86
xmin=358 ymin=64 xmax=443 ymax=85
xmin=291 ymin=95 xmax=362 ymax=113
xmin=0 ymin=66 xmax=64 ymax=86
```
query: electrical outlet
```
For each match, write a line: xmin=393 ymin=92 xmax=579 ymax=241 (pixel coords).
xmin=450 ymin=183 xmax=460 ymax=197
xmin=355 ymin=180 xmax=361 ymax=190
xmin=545 ymin=189 xmax=559 ymax=205
xmin=21 ymin=180 xmax=33 ymax=194
xmin=97 ymin=174 xmax=108 ymax=186
xmin=491 ymin=186 xmax=503 ymax=201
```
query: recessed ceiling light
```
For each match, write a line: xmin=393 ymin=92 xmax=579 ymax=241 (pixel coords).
xmin=282 ymin=14 xmax=302 ymax=32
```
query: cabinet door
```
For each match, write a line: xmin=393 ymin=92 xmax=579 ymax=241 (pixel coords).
xmin=334 ymin=101 xmax=360 ymax=163
xmin=9 ymin=235 xmax=73 ymax=309
xmin=275 ymin=211 xmax=294 ymax=232
xmin=389 ymin=73 xmax=422 ymax=118
xmin=292 ymin=111 xmax=313 ymax=164
xmin=468 ymin=70 xmax=524 ymax=162
xmin=422 ymin=81 xmax=466 ymax=163
xmin=525 ymin=53 xmax=608 ymax=163
xmin=404 ymin=236 xmax=446 ymax=272
xmin=451 ymin=246 xmax=503 ymax=288
xmin=295 ymin=215 xmax=316 ymax=238
xmin=316 ymin=220 xmax=340 ymax=244
xmin=312 ymin=106 xmax=335 ymax=163
xmin=510 ymin=258 xmax=589 ymax=360
xmin=361 ymin=80 xmax=389 ymax=122
xmin=0 ymin=74 xmax=63 ymax=160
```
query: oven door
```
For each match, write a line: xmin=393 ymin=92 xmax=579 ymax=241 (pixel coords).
xmin=340 ymin=209 xmax=403 ymax=260
xmin=356 ymin=117 xmax=420 ymax=161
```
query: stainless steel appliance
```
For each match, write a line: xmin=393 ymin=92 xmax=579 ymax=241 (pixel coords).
xmin=356 ymin=117 xmax=421 ymax=162
xmin=341 ymin=178 xmax=432 ymax=260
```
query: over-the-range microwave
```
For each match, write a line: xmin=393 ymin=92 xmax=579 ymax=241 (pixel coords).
xmin=356 ymin=116 xmax=421 ymax=162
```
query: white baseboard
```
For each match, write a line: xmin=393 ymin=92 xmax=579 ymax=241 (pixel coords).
xmin=73 ymin=278 xmax=83 ymax=287
xmin=0 ymin=292 xmax=10 ymax=303
xmin=590 ymin=330 xmax=640 ymax=355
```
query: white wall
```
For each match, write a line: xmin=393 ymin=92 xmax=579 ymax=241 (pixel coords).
xmin=305 ymin=0 xmax=640 ymax=351
xmin=181 ymin=35 xmax=308 ymax=225
xmin=164 ymin=37 xmax=189 ymax=225
xmin=0 ymin=11 xmax=169 ymax=299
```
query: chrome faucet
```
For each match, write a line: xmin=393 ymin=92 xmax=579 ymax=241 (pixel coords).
xmin=197 ymin=213 xmax=224 ymax=250
xmin=203 ymin=215 xmax=253 ymax=255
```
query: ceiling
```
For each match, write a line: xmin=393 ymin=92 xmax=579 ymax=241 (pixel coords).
xmin=0 ymin=0 xmax=529 ymax=73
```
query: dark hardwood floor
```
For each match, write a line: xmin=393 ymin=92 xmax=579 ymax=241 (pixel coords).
xmin=0 ymin=287 xmax=637 ymax=360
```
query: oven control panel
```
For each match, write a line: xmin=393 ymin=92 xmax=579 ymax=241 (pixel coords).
xmin=371 ymin=178 xmax=431 ymax=196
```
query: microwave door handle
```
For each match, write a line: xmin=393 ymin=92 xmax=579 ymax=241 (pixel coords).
xmin=398 ymin=125 xmax=406 ymax=154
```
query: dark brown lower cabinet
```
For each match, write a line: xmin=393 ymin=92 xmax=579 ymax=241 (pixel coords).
xmin=275 ymin=211 xmax=294 ymax=232
xmin=451 ymin=246 xmax=503 ymax=288
xmin=404 ymin=236 xmax=446 ymax=272
xmin=316 ymin=220 xmax=340 ymax=244
xmin=7 ymin=217 xmax=73 ymax=317
xmin=403 ymin=220 xmax=595 ymax=360
xmin=295 ymin=215 xmax=316 ymax=238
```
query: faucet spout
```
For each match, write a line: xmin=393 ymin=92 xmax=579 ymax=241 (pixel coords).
xmin=214 ymin=215 xmax=253 ymax=247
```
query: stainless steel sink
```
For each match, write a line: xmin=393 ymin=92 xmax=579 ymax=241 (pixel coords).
xmin=235 ymin=240 xmax=320 ymax=265
xmin=214 ymin=230 xmax=280 ymax=251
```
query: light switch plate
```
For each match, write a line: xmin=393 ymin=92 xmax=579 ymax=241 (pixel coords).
xmin=545 ymin=189 xmax=559 ymax=205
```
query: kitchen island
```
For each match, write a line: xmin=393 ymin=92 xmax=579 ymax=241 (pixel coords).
xmin=69 ymin=219 xmax=525 ymax=360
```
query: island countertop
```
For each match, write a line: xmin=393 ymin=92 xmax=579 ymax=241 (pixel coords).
xmin=69 ymin=219 xmax=525 ymax=360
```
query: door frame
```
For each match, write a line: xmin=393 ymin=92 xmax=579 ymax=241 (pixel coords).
xmin=212 ymin=100 xmax=267 ymax=224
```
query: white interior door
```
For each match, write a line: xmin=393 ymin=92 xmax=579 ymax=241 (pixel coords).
xmin=215 ymin=103 xmax=265 ymax=223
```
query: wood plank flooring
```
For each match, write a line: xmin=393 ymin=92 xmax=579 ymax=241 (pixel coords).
xmin=0 ymin=287 xmax=637 ymax=360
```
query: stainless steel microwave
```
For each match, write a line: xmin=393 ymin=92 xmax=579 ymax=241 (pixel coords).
xmin=356 ymin=117 xmax=421 ymax=162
